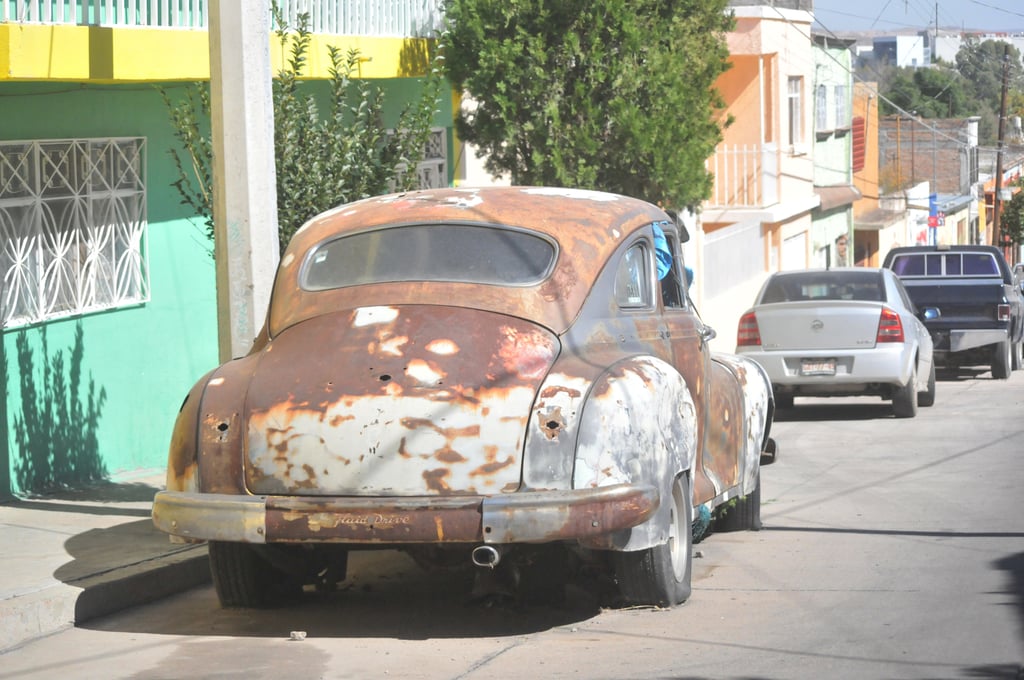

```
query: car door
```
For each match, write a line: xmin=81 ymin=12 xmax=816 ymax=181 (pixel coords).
xmin=655 ymin=223 xmax=721 ymax=502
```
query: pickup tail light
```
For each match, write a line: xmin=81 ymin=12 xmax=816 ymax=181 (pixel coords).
xmin=997 ymin=304 xmax=1010 ymax=322
xmin=737 ymin=311 xmax=761 ymax=347
xmin=876 ymin=307 xmax=905 ymax=343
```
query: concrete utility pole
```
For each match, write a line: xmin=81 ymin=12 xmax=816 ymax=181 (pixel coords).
xmin=209 ymin=0 xmax=281 ymax=362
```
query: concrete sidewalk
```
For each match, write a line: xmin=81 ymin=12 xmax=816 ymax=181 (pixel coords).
xmin=0 ymin=471 xmax=211 ymax=653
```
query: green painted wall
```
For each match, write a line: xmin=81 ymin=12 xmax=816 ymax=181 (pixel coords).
xmin=1 ymin=78 xmax=453 ymax=498
xmin=1 ymin=82 xmax=220 ymax=497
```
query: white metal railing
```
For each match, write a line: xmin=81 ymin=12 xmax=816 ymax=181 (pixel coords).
xmin=1 ymin=0 xmax=445 ymax=36
xmin=705 ymin=143 xmax=779 ymax=208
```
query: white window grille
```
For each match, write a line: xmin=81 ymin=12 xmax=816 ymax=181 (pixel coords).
xmin=0 ymin=138 xmax=149 ymax=329
xmin=815 ymin=84 xmax=828 ymax=131
xmin=788 ymin=76 xmax=803 ymax=148
xmin=390 ymin=128 xmax=449 ymax=191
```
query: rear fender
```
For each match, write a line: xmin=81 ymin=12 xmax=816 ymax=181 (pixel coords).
xmin=167 ymin=356 xmax=262 ymax=495
xmin=572 ymin=356 xmax=698 ymax=551
xmin=711 ymin=353 xmax=772 ymax=497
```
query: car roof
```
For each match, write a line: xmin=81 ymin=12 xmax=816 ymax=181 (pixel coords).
xmin=886 ymin=245 xmax=1000 ymax=254
xmin=268 ymin=186 xmax=670 ymax=337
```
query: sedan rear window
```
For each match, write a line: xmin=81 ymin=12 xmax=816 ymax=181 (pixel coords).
xmin=760 ymin=271 xmax=885 ymax=303
xmin=302 ymin=223 xmax=556 ymax=290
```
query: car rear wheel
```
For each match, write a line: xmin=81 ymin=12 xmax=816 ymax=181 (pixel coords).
xmin=991 ymin=340 xmax=1012 ymax=380
xmin=208 ymin=541 xmax=300 ymax=608
xmin=613 ymin=473 xmax=692 ymax=608
xmin=774 ymin=394 xmax=794 ymax=410
xmin=918 ymin=360 xmax=936 ymax=407
xmin=1012 ymin=341 xmax=1023 ymax=371
xmin=714 ymin=470 xmax=762 ymax=532
xmin=892 ymin=366 xmax=918 ymax=418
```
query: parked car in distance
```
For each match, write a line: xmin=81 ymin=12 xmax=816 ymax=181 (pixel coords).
xmin=153 ymin=186 xmax=776 ymax=610
xmin=883 ymin=245 xmax=1024 ymax=378
xmin=736 ymin=268 xmax=935 ymax=417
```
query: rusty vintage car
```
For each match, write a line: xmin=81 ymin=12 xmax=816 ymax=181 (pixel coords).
xmin=152 ymin=186 xmax=775 ymax=608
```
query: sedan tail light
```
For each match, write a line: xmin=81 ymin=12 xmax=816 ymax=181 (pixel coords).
xmin=997 ymin=304 xmax=1010 ymax=322
xmin=876 ymin=307 xmax=905 ymax=343
xmin=737 ymin=311 xmax=761 ymax=347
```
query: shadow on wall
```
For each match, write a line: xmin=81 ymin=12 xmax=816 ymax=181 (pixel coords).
xmin=1 ymin=327 xmax=9 ymax=500
xmin=12 ymin=321 xmax=108 ymax=495
xmin=398 ymin=37 xmax=433 ymax=78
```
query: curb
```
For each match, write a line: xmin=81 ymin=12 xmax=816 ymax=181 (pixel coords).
xmin=1 ymin=544 xmax=209 ymax=653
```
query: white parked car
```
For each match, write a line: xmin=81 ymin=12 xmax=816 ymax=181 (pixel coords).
xmin=735 ymin=268 xmax=936 ymax=417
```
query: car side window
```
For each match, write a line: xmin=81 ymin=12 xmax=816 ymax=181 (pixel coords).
xmin=615 ymin=243 xmax=652 ymax=308
xmin=893 ymin=278 xmax=916 ymax=312
xmin=660 ymin=231 xmax=686 ymax=309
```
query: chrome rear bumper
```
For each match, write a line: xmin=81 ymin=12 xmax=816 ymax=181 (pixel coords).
xmin=152 ymin=483 xmax=659 ymax=546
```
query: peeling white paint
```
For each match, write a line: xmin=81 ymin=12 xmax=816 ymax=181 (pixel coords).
xmin=406 ymin=358 xmax=444 ymax=385
xmin=426 ymin=339 xmax=460 ymax=355
xmin=443 ymin=193 xmax=484 ymax=209
xmin=353 ymin=306 xmax=400 ymax=327
xmin=374 ymin=335 xmax=409 ymax=357
xmin=246 ymin=386 xmax=537 ymax=495
xmin=522 ymin=187 xmax=620 ymax=202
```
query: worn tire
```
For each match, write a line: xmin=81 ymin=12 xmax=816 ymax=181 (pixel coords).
xmin=917 ymin=360 xmax=936 ymax=408
xmin=992 ymin=340 xmax=1012 ymax=380
xmin=613 ymin=473 xmax=693 ymax=607
xmin=714 ymin=470 xmax=762 ymax=532
xmin=892 ymin=365 xmax=918 ymax=418
xmin=1012 ymin=341 xmax=1023 ymax=371
xmin=208 ymin=541 xmax=282 ymax=608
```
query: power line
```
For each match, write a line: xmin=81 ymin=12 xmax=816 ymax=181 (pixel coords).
xmin=967 ymin=0 xmax=1024 ymax=22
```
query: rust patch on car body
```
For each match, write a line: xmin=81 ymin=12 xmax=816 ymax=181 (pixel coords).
xmin=242 ymin=305 xmax=558 ymax=497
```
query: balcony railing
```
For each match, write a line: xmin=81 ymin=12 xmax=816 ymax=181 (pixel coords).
xmin=705 ymin=143 xmax=779 ymax=209
xmin=1 ymin=0 xmax=445 ymax=36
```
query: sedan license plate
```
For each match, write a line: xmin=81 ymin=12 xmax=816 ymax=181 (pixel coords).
xmin=801 ymin=359 xmax=836 ymax=376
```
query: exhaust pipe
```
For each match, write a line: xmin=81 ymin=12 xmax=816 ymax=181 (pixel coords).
xmin=471 ymin=545 xmax=502 ymax=569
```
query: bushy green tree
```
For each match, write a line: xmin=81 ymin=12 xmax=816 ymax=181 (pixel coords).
xmin=955 ymin=39 xmax=1024 ymax=143
xmin=877 ymin=39 xmax=1024 ymax=144
xmin=441 ymin=0 xmax=734 ymax=208
xmin=880 ymin=67 xmax=968 ymax=119
xmin=164 ymin=11 xmax=444 ymax=254
xmin=1000 ymin=179 xmax=1024 ymax=248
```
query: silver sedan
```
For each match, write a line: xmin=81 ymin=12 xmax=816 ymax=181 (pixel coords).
xmin=735 ymin=268 xmax=935 ymax=417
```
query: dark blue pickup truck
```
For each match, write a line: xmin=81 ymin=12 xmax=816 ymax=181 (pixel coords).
xmin=883 ymin=245 xmax=1024 ymax=379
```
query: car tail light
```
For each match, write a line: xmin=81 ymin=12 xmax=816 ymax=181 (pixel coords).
xmin=737 ymin=311 xmax=761 ymax=347
xmin=876 ymin=307 xmax=904 ymax=343
xmin=997 ymin=304 xmax=1010 ymax=322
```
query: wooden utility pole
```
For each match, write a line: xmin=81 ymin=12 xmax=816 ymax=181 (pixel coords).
xmin=991 ymin=45 xmax=1010 ymax=247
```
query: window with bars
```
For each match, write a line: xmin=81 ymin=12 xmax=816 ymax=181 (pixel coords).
xmin=390 ymin=128 xmax=449 ymax=191
xmin=0 ymin=138 xmax=149 ymax=329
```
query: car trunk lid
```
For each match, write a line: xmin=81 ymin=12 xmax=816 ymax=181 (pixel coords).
xmin=242 ymin=305 xmax=559 ymax=496
xmin=754 ymin=301 xmax=884 ymax=351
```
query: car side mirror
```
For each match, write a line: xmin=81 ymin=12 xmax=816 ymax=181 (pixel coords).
xmin=922 ymin=307 xmax=940 ymax=321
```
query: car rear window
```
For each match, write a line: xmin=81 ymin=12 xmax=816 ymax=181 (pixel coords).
xmin=889 ymin=252 xmax=999 ymax=277
xmin=760 ymin=271 xmax=885 ymax=303
xmin=301 ymin=223 xmax=557 ymax=290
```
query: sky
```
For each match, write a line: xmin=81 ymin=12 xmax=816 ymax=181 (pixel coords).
xmin=811 ymin=0 xmax=1024 ymax=33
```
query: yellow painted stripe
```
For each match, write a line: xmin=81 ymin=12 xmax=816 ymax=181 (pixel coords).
xmin=1 ymin=24 xmax=434 ymax=82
